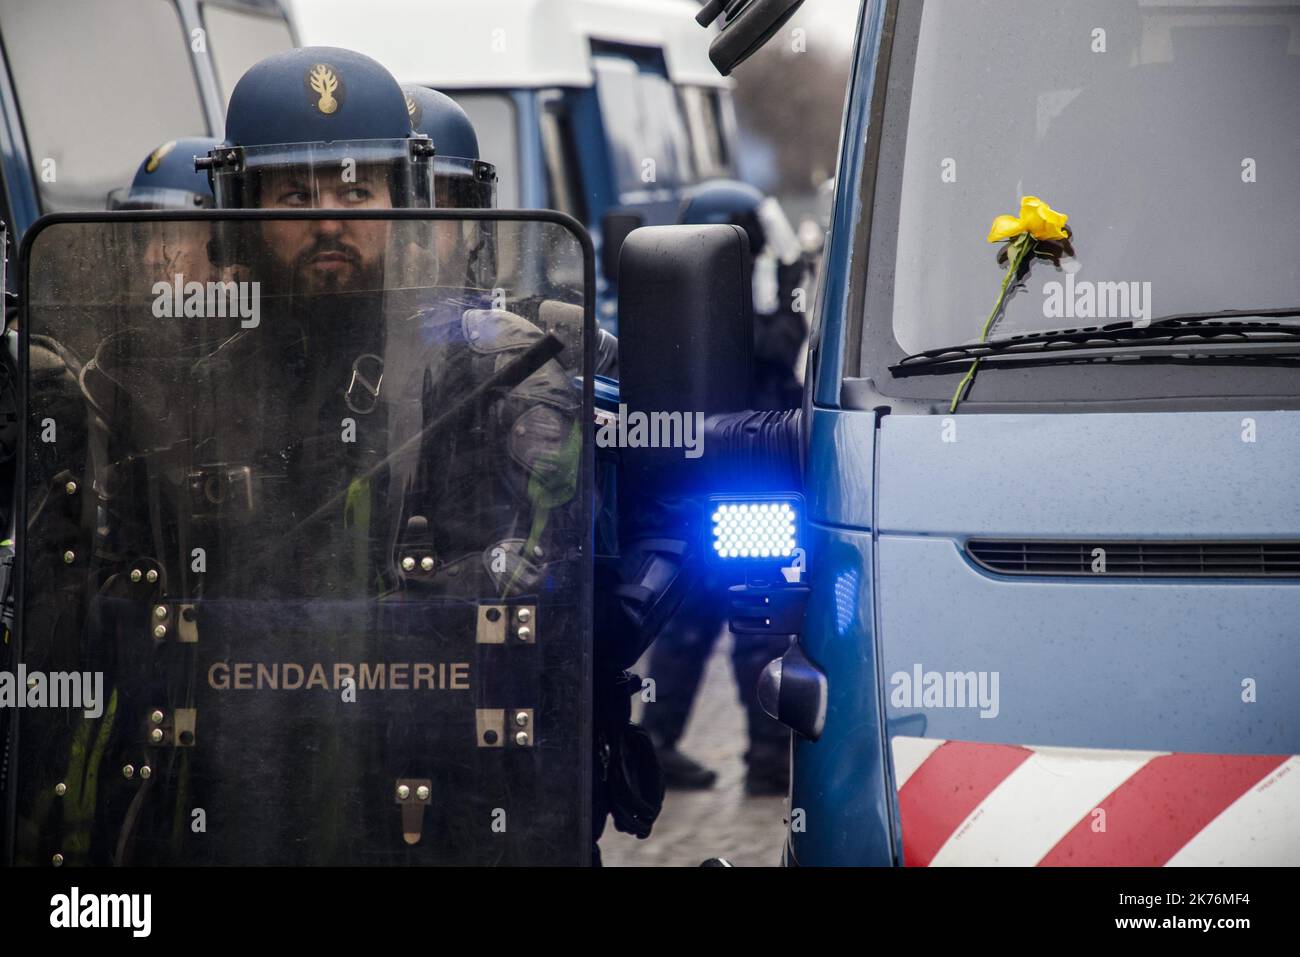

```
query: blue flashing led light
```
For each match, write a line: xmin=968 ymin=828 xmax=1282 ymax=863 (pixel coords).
xmin=709 ymin=499 xmax=800 ymax=561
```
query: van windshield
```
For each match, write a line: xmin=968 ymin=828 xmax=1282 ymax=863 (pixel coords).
xmin=591 ymin=45 xmax=696 ymax=202
xmin=857 ymin=0 xmax=1300 ymax=404
xmin=0 ymin=0 xmax=207 ymax=213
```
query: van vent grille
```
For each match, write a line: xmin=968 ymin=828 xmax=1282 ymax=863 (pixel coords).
xmin=966 ymin=540 xmax=1300 ymax=578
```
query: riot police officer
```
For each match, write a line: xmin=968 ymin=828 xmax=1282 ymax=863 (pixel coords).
xmin=109 ymin=137 xmax=220 ymax=211
xmin=196 ymin=48 xmax=579 ymax=600
xmin=109 ymin=137 xmax=222 ymax=282
xmin=398 ymin=84 xmax=502 ymax=295
xmin=679 ymin=180 xmax=807 ymax=411
xmin=399 ymin=84 xmax=489 ymax=209
xmin=637 ymin=180 xmax=807 ymax=795
xmin=401 ymin=82 xmax=619 ymax=378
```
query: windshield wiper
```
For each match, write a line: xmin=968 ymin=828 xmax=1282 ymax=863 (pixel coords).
xmin=891 ymin=309 xmax=1300 ymax=376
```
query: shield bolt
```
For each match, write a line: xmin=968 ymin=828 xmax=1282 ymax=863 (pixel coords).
xmin=420 ymin=556 xmax=434 ymax=572
xmin=149 ymin=728 xmax=164 ymax=745
xmin=130 ymin=569 xmax=143 ymax=582
xmin=517 ymin=608 xmax=531 ymax=624
xmin=64 ymin=481 xmax=77 ymax=495
xmin=140 ymin=766 xmax=152 ymax=780
xmin=401 ymin=556 xmax=416 ymax=571
xmin=154 ymin=605 xmax=168 ymax=619
xmin=62 ymin=550 xmax=75 ymax=564
xmin=517 ymin=626 xmax=531 ymax=642
xmin=415 ymin=785 xmax=430 ymax=801
xmin=146 ymin=569 xmax=159 ymax=583
xmin=153 ymin=625 xmax=167 ymax=640
xmin=123 ymin=765 xmax=135 ymax=779
xmin=52 ymin=853 xmax=64 ymax=867
xmin=515 ymin=731 xmax=530 ymax=747
xmin=150 ymin=710 xmax=164 ymax=724
xmin=514 ymin=711 xmax=529 ymax=727
xmin=396 ymin=784 xmax=411 ymax=800
xmin=54 ymin=783 xmax=67 ymax=796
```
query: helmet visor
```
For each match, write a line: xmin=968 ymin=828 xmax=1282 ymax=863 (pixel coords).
xmin=209 ymin=139 xmax=433 ymax=210
xmin=433 ymin=156 xmax=497 ymax=210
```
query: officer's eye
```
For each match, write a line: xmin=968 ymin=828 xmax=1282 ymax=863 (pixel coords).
xmin=342 ymin=187 xmax=373 ymax=204
xmin=276 ymin=189 xmax=313 ymax=207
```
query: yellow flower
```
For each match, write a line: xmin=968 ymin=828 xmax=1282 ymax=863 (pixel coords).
xmin=1019 ymin=196 xmax=1069 ymax=240
xmin=986 ymin=195 xmax=1069 ymax=243
xmin=987 ymin=214 xmax=1024 ymax=243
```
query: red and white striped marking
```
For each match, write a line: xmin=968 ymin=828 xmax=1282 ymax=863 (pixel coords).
xmin=892 ymin=736 xmax=1298 ymax=866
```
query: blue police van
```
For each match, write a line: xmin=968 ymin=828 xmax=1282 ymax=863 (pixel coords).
xmin=617 ymin=0 xmax=1300 ymax=866
xmin=286 ymin=0 xmax=740 ymax=331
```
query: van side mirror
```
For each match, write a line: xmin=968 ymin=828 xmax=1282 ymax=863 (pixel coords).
xmin=697 ymin=0 xmax=806 ymax=76
xmin=618 ymin=224 xmax=753 ymax=499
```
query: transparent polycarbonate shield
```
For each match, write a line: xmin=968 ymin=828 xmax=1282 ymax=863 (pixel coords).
xmin=8 ymin=211 xmax=592 ymax=865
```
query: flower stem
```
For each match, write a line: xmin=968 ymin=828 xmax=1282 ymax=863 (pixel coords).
xmin=948 ymin=237 xmax=1035 ymax=413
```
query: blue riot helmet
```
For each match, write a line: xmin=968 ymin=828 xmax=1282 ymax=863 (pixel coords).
xmin=202 ymin=47 xmax=434 ymax=209
xmin=108 ymin=137 xmax=220 ymax=209
xmin=677 ymin=179 xmax=767 ymax=256
xmin=401 ymin=85 xmax=496 ymax=208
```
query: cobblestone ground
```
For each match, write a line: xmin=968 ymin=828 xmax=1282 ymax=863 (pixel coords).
xmin=599 ymin=631 xmax=789 ymax=867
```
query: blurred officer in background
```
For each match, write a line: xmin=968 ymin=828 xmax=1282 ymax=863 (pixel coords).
xmin=403 ymin=77 xmax=662 ymax=860
xmin=399 ymin=84 xmax=483 ymax=207
xmin=109 ymin=136 xmax=221 ymax=281
xmin=399 ymin=82 xmax=497 ymax=292
xmin=679 ymin=180 xmax=808 ymax=411
xmin=109 ymin=137 xmax=220 ymax=211
xmin=403 ymin=82 xmax=620 ymax=379
xmin=636 ymin=180 xmax=809 ymax=795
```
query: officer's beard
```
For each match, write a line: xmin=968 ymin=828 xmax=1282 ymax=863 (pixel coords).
xmin=288 ymin=236 xmax=384 ymax=296
xmin=253 ymin=234 xmax=385 ymax=299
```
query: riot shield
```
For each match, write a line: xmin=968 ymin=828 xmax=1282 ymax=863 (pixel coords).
xmin=5 ymin=210 xmax=593 ymax=866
